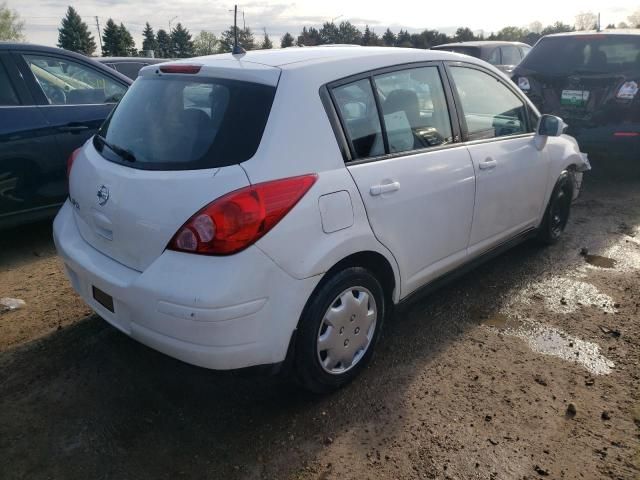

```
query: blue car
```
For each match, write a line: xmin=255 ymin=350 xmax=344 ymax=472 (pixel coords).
xmin=0 ymin=43 xmax=131 ymax=229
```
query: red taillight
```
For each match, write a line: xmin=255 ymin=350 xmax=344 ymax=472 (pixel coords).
xmin=159 ymin=64 xmax=202 ymax=74
xmin=67 ymin=148 xmax=81 ymax=179
xmin=613 ymin=132 xmax=639 ymax=137
xmin=168 ymin=174 xmax=318 ymax=255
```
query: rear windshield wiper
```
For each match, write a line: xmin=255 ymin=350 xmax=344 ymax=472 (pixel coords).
xmin=95 ymin=134 xmax=137 ymax=163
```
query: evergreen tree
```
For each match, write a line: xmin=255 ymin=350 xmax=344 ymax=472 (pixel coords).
xmin=396 ymin=29 xmax=412 ymax=47
xmin=280 ymin=32 xmax=294 ymax=47
xmin=337 ymin=21 xmax=362 ymax=44
xmin=319 ymin=21 xmax=339 ymax=44
xmin=156 ymin=29 xmax=172 ymax=57
xmin=296 ymin=26 xmax=321 ymax=46
xmin=101 ymin=19 xmax=119 ymax=56
xmin=454 ymin=27 xmax=476 ymax=42
xmin=141 ymin=22 xmax=157 ymax=55
xmin=261 ymin=29 xmax=273 ymax=49
xmin=171 ymin=23 xmax=194 ymax=58
xmin=117 ymin=23 xmax=136 ymax=56
xmin=382 ymin=28 xmax=396 ymax=47
xmin=57 ymin=6 xmax=96 ymax=55
xmin=219 ymin=26 xmax=256 ymax=52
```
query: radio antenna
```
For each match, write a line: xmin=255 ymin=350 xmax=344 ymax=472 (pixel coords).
xmin=232 ymin=5 xmax=246 ymax=55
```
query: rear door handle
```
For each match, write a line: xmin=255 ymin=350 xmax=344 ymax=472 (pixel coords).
xmin=370 ymin=181 xmax=400 ymax=196
xmin=58 ymin=124 xmax=90 ymax=134
xmin=478 ymin=158 xmax=497 ymax=170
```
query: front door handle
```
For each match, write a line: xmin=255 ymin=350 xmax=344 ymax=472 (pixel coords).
xmin=58 ymin=124 xmax=89 ymax=134
xmin=478 ymin=158 xmax=497 ymax=170
xmin=370 ymin=181 xmax=400 ymax=196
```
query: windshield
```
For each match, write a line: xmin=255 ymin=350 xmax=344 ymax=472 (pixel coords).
xmin=520 ymin=35 xmax=640 ymax=75
xmin=95 ymin=76 xmax=276 ymax=170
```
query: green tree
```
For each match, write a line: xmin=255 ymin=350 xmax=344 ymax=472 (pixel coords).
xmin=336 ymin=21 xmax=362 ymax=44
xmin=297 ymin=26 xmax=321 ymax=46
xmin=117 ymin=23 xmax=136 ymax=56
xmin=382 ymin=28 xmax=396 ymax=46
xmin=361 ymin=25 xmax=380 ymax=46
xmin=0 ymin=2 xmax=24 ymax=41
xmin=57 ymin=6 xmax=96 ymax=55
xmin=540 ymin=21 xmax=574 ymax=36
xmin=454 ymin=27 xmax=476 ymax=42
xmin=396 ymin=29 xmax=412 ymax=47
xmin=156 ymin=29 xmax=172 ymax=57
xmin=261 ymin=29 xmax=273 ymax=49
xmin=171 ymin=23 xmax=194 ymax=57
xmin=193 ymin=30 xmax=217 ymax=56
xmin=101 ymin=19 xmax=119 ymax=56
xmin=141 ymin=22 xmax=157 ymax=55
xmin=319 ymin=21 xmax=339 ymax=44
xmin=219 ymin=26 xmax=256 ymax=52
xmin=494 ymin=26 xmax=526 ymax=41
xmin=280 ymin=32 xmax=294 ymax=47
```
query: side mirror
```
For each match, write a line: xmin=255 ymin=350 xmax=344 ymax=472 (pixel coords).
xmin=537 ymin=114 xmax=566 ymax=137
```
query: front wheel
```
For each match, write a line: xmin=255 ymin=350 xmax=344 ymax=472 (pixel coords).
xmin=294 ymin=267 xmax=386 ymax=393
xmin=537 ymin=171 xmax=574 ymax=245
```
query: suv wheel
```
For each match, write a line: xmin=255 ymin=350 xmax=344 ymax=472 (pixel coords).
xmin=294 ymin=267 xmax=385 ymax=393
xmin=538 ymin=171 xmax=573 ymax=245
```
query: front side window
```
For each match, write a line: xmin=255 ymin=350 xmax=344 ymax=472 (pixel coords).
xmin=333 ymin=79 xmax=384 ymax=159
xmin=23 ymin=54 xmax=126 ymax=105
xmin=374 ymin=66 xmax=453 ymax=153
xmin=450 ymin=66 xmax=528 ymax=140
xmin=0 ymin=61 xmax=19 ymax=106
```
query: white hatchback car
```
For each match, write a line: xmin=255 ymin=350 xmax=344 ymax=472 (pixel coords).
xmin=54 ymin=46 xmax=590 ymax=392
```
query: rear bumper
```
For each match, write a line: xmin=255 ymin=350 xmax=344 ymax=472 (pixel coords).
xmin=53 ymin=201 xmax=319 ymax=370
xmin=566 ymin=123 xmax=640 ymax=159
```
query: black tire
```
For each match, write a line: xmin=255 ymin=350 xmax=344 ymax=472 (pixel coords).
xmin=537 ymin=171 xmax=574 ymax=245
xmin=294 ymin=267 xmax=386 ymax=394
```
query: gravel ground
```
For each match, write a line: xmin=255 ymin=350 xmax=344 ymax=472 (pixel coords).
xmin=0 ymin=174 xmax=638 ymax=480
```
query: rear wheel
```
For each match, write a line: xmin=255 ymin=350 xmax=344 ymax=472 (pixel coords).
xmin=537 ymin=171 xmax=573 ymax=245
xmin=294 ymin=267 xmax=385 ymax=393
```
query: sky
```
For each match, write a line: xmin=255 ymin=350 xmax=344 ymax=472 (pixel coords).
xmin=10 ymin=0 xmax=640 ymax=51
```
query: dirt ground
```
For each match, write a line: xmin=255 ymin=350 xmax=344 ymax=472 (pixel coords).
xmin=0 ymin=174 xmax=639 ymax=480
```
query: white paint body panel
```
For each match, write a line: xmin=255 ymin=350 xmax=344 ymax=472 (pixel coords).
xmin=347 ymin=146 xmax=476 ymax=298
xmin=53 ymin=46 xmax=588 ymax=370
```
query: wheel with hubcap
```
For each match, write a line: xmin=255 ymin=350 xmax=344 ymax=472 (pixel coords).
xmin=538 ymin=171 xmax=574 ymax=245
xmin=294 ymin=267 xmax=385 ymax=393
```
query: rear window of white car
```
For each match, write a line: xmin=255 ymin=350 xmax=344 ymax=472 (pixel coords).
xmin=94 ymin=76 xmax=276 ymax=170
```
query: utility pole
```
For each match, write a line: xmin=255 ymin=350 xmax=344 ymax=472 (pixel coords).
xmin=242 ymin=10 xmax=246 ymax=30
xmin=95 ymin=16 xmax=103 ymax=52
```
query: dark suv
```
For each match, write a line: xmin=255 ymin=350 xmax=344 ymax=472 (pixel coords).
xmin=0 ymin=43 xmax=131 ymax=229
xmin=512 ymin=31 xmax=640 ymax=161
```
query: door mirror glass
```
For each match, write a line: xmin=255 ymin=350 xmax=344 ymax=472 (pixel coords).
xmin=537 ymin=114 xmax=565 ymax=137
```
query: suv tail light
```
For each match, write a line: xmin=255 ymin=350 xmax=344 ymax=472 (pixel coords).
xmin=67 ymin=148 xmax=81 ymax=179
xmin=168 ymin=174 xmax=317 ymax=255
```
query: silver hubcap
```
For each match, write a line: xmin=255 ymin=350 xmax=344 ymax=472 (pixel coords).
xmin=317 ymin=287 xmax=377 ymax=375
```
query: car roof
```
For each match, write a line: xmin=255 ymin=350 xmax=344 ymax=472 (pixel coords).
xmin=181 ymin=45 xmax=477 ymax=69
xmin=433 ymin=41 xmax=529 ymax=48
xmin=545 ymin=29 xmax=640 ymax=38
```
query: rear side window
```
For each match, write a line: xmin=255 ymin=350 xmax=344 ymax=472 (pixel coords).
xmin=333 ymin=79 xmax=384 ymax=159
xmin=374 ymin=66 xmax=453 ymax=153
xmin=95 ymin=76 xmax=276 ymax=170
xmin=114 ymin=62 xmax=146 ymax=79
xmin=0 ymin=61 xmax=19 ymax=106
xmin=486 ymin=48 xmax=501 ymax=65
xmin=24 ymin=54 xmax=126 ymax=105
xmin=450 ymin=66 xmax=529 ymax=140
xmin=501 ymin=46 xmax=522 ymax=65
xmin=520 ymin=35 xmax=640 ymax=74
